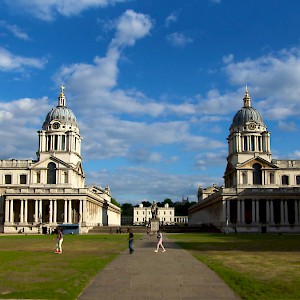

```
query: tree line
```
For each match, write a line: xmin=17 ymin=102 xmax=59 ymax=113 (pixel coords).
xmin=120 ymin=198 xmax=196 ymax=217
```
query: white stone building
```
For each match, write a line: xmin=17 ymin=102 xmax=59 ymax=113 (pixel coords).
xmin=133 ymin=203 xmax=175 ymax=225
xmin=0 ymin=87 xmax=120 ymax=234
xmin=189 ymin=88 xmax=300 ymax=233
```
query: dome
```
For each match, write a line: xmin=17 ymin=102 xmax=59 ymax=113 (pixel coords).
xmin=231 ymin=88 xmax=265 ymax=128
xmin=232 ymin=107 xmax=264 ymax=126
xmin=42 ymin=86 xmax=78 ymax=130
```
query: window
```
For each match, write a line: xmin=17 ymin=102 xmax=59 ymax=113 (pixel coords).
xmin=5 ymin=174 xmax=12 ymax=184
xmin=243 ymin=137 xmax=248 ymax=151
xmin=251 ymin=136 xmax=255 ymax=151
xmin=242 ymin=171 xmax=248 ymax=184
xmin=54 ymin=135 xmax=58 ymax=150
xmin=270 ymin=172 xmax=275 ymax=184
xmin=20 ymin=174 xmax=27 ymax=184
xmin=296 ymin=176 xmax=300 ymax=185
xmin=62 ymin=135 xmax=66 ymax=150
xmin=253 ymin=163 xmax=262 ymax=185
xmin=36 ymin=171 xmax=41 ymax=183
xmin=47 ymin=162 xmax=56 ymax=184
xmin=282 ymin=175 xmax=289 ymax=185
xmin=64 ymin=171 xmax=68 ymax=184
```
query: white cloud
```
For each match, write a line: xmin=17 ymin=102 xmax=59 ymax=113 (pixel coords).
xmin=4 ymin=0 xmax=130 ymax=21
xmin=223 ymin=47 xmax=300 ymax=120
xmin=165 ymin=11 xmax=179 ymax=27
xmin=0 ymin=20 xmax=29 ymax=40
xmin=278 ymin=120 xmax=297 ymax=132
xmin=0 ymin=47 xmax=47 ymax=72
xmin=166 ymin=32 xmax=193 ymax=48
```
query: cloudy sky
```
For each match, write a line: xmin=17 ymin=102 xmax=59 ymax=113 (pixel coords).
xmin=1 ymin=0 xmax=300 ymax=204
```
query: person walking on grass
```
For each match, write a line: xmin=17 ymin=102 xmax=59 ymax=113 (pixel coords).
xmin=154 ymin=230 xmax=166 ymax=253
xmin=128 ymin=229 xmax=134 ymax=254
xmin=54 ymin=228 xmax=63 ymax=254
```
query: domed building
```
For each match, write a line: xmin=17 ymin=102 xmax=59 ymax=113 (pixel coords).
xmin=189 ymin=88 xmax=300 ymax=233
xmin=0 ymin=87 xmax=120 ymax=234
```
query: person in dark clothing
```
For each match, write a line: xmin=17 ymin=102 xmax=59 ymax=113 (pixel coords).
xmin=128 ymin=229 xmax=134 ymax=254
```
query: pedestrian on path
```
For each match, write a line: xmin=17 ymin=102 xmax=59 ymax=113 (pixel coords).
xmin=54 ymin=228 xmax=63 ymax=254
xmin=154 ymin=230 xmax=166 ymax=252
xmin=128 ymin=229 xmax=134 ymax=254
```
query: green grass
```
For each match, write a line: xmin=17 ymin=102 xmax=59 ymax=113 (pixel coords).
xmin=169 ymin=233 xmax=300 ymax=300
xmin=0 ymin=234 xmax=132 ymax=300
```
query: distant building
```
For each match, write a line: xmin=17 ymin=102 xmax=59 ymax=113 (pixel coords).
xmin=189 ymin=88 xmax=300 ymax=233
xmin=0 ymin=87 xmax=120 ymax=234
xmin=133 ymin=203 xmax=175 ymax=225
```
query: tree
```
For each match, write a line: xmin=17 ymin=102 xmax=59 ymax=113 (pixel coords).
xmin=142 ymin=201 xmax=151 ymax=207
xmin=163 ymin=198 xmax=173 ymax=207
xmin=111 ymin=198 xmax=121 ymax=208
xmin=121 ymin=203 xmax=133 ymax=216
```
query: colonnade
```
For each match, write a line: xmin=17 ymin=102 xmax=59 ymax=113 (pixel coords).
xmin=4 ymin=198 xmax=88 ymax=225
xmin=222 ymin=199 xmax=300 ymax=225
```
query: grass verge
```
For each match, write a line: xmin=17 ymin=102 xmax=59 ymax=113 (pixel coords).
xmin=0 ymin=234 xmax=131 ymax=300
xmin=169 ymin=233 xmax=300 ymax=300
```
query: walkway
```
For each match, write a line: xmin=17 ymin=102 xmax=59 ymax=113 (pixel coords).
xmin=77 ymin=234 xmax=240 ymax=300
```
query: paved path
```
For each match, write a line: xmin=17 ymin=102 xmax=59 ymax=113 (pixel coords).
xmin=77 ymin=234 xmax=240 ymax=300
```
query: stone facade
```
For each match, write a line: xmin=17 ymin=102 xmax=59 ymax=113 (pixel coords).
xmin=0 ymin=87 xmax=120 ymax=234
xmin=189 ymin=88 xmax=300 ymax=233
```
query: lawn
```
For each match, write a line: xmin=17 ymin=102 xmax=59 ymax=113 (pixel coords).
xmin=0 ymin=234 xmax=130 ymax=300
xmin=169 ymin=233 xmax=300 ymax=300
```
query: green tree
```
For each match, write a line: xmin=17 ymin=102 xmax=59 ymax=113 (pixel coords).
xmin=121 ymin=203 xmax=133 ymax=216
xmin=111 ymin=198 xmax=121 ymax=208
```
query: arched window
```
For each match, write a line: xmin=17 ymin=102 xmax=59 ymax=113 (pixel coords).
xmin=47 ymin=162 xmax=56 ymax=184
xmin=253 ymin=163 xmax=262 ymax=185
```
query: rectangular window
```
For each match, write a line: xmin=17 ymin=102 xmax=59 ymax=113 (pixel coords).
xmin=64 ymin=171 xmax=68 ymax=184
xmin=54 ymin=135 xmax=58 ymax=150
xmin=282 ymin=175 xmax=289 ymax=185
xmin=5 ymin=174 xmax=12 ymax=184
xmin=62 ymin=135 xmax=66 ymax=150
xmin=297 ymin=176 xmax=300 ymax=185
xmin=270 ymin=172 xmax=275 ymax=184
xmin=244 ymin=137 xmax=248 ymax=151
xmin=251 ymin=136 xmax=255 ymax=151
xmin=20 ymin=174 xmax=27 ymax=184
xmin=36 ymin=171 xmax=41 ymax=183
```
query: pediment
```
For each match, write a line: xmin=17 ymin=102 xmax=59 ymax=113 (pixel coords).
xmin=30 ymin=156 xmax=74 ymax=170
xmin=237 ymin=156 xmax=278 ymax=169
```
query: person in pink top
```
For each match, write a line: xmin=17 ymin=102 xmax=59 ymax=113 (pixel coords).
xmin=54 ymin=228 xmax=63 ymax=254
xmin=154 ymin=230 xmax=166 ymax=253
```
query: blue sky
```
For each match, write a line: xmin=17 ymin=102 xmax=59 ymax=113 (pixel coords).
xmin=1 ymin=0 xmax=300 ymax=205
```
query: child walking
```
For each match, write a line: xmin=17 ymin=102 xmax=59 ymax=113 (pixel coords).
xmin=154 ymin=230 xmax=166 ymax=252
xmin=54 ymin=228 xmax=63 ymax=254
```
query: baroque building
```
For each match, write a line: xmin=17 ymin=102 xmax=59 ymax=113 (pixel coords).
xmin=189 ymin=88 xmax=300 ymax=233
xmin=0 ymin=87 xmax=120 ymax=234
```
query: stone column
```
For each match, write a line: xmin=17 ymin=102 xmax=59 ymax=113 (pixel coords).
xmin=64 ymin=200 xmax=68 ymax=224
xmin=241 ymin=200 xmax=245 ymax=223
xmin=68 ymin=200 xmax=72 ymax=223
xmin=280 ymin=200 xmax=284 ymax=224
xmin=39 ymin=199 xmax=43 ymax=223
xmin=82 ymin=200 xmax=87 ymax=224
xmin=48 ymin=200 xmax=52 ymax=224
xmin=237 ymin=200 xmax=241 ymax=223
xmin=20 ymin=200 xmax=24 ymax=223
xmin=270 ymin=201 xmax=274 ymax=224
xmin=34 ymin=200 xmax=38 ymax=223
xmin=252 ymin=200 xmax=255 ymax=224
xmin=10 ymin=199 xmax=14 ymax=223
xmin=5 ymin=199 xmax=10 ymax=223
xmin=284 ymin=201 xmax=288 ymax=224
xmin=24 ymin=199 xmax=28 ymax=223
xmin=295 ymin=201 xmax=299 ymax=224
xmin=222 ymin=200 xmax=227 ymax=224
xmin=53 ymin=200 xmax=57 ymax=224
xmin=79 ymin=200 xmax=82 ymax=224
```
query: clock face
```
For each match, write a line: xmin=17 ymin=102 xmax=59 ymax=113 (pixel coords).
xmin=248 ymin=122 xmax=256 ymax=130
xmin=53 ymin=122 xmax=60 ymax=129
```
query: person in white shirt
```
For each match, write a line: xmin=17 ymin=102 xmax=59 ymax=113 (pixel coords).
xmin=154 ymin=230 xmax=166 ymax=253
